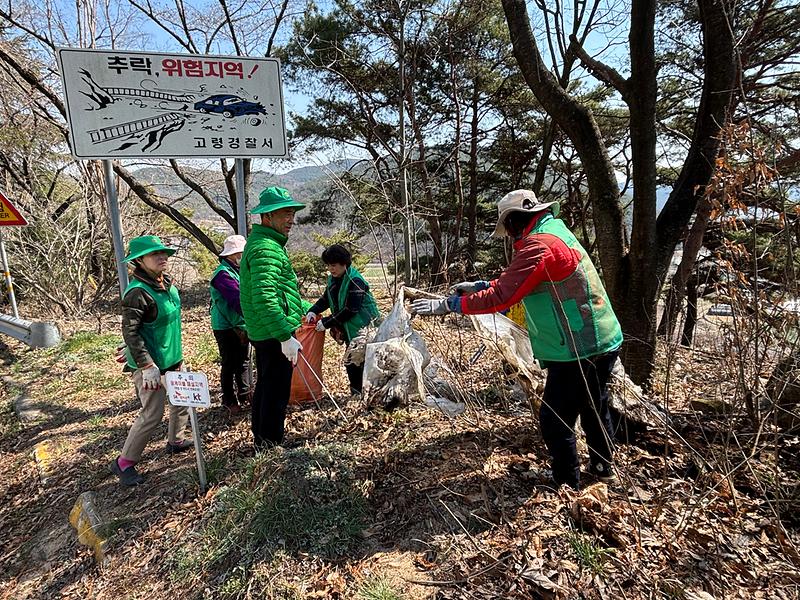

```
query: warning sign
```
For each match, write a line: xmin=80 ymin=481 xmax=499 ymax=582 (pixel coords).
xmin=165 ymin=371 xmax=211 ymax=408
xmin=0 ymin=191 xmax=27 ymax=227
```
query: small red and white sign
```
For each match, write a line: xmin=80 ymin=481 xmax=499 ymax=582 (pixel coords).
xmin=0 ymin=191 xmax=27 ymax=226
xmin=165 ymin=371 xmax=211 ymax=408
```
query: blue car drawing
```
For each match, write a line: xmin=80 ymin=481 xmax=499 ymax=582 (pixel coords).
xmin=194 ymin=95 xmax=266 ymax=118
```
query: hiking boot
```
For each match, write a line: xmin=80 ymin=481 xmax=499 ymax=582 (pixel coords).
xmin=166 ymin=439 xmax=193 ymax=454
xmin=110 ymin=459 xmax=144 ymax=487
xmin=224 ymin=403 xmax=242 ymax=417
xmin=586 ymin=462 xmax=618 ymax=485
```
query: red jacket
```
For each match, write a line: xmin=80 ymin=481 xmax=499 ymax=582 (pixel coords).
xmin=461 ymin=213 xmax=581 ymax=314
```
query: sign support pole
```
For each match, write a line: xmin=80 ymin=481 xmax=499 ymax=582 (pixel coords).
xmin=102 ymin=160 xmax=128 ymax=297
xmin=234 ymin=158 xmax=248 ymax=236
xmin=0 ymin=230 xmax=19 ymax=318
xmin=188 ymin=407 xmax=207 ymax=494
xmin=234 ymin=158 xmax=254 ymax=399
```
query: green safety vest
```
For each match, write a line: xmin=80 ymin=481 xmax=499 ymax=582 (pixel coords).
xmin=124 ymin=279 xmax=183 ymax=371
xmin=326 ymin=266 xmax=380 ymax=341
xmin=210 ymin=261 xmax=246 ymax=331
xmin=521 ymin=215 xmax=623 ymax=362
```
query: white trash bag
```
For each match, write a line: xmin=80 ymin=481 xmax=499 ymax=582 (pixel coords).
xmin=362 ymin=287 xmax=430 ymax=409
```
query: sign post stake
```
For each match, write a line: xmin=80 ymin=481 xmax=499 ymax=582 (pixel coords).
xmin=165 ymin=370 xmax=211 ymax=495
xmin=102 ymin=160 xmax=128 ymax=297
xmin=188 ymin=407 xmax=207 ymax=494
xmin=0 ymin=230 xmax=19 ymax=318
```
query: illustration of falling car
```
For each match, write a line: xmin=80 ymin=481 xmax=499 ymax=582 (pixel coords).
xmin=193 ymin=94 xmax=266 ymax=118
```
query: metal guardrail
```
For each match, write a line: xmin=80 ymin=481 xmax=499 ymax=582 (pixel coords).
xmin=0 ymin=313 xmax=61 ymax=348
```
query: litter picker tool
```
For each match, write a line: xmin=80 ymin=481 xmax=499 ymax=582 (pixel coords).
xmin=297 ymin=352 xmax=349 ymax=422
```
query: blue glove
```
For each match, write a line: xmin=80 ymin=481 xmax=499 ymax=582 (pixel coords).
xmin=448 ymin=280 xmax=490 ymax=296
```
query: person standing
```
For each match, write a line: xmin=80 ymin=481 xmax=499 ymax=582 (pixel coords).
xmin=210 ymin=234 xmax=249 ymax=416
xmin=412 ymin=190 xmax=623 ymax=490
xmin=239 ymin=187 xmax=308 ymax=449
xmin=305 ymin=244 xmax=381 ymax=395
xmin=111 ymin=236 xmax=191 ymax=487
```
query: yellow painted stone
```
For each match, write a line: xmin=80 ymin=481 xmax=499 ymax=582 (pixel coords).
xmin=32 ymin=442 xmax=53 ymax=483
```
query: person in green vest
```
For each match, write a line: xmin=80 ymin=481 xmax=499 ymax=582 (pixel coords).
xmin=305 ymin=244 xmax=381 ymax=395
xmin=210 ymin=234 xmax=249 ymax=416
xmin=411 ymin=190 xmax=624 ymax=490
xmin=111 ymin=236 xmax=191 ymax=487
xmin=240 ymin=187 xmax=310 ymax=449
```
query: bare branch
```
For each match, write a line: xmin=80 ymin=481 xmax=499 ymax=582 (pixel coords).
xmin=567 ymin=33 xmax=630 ymax=98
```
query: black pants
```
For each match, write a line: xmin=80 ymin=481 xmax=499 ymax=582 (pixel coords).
xmin=213 ymin=328 xmax=249 ymax=407
xmin=251 ymin=338 xmax=293 ymax=447
xmin=345 ymin=361 xmax=364 ymax=394
xmin=539 ymin=351 xmax=618 ymax=488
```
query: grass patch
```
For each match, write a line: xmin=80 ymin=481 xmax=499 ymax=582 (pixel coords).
xmin=185 ymin=333 xmax=220 ymax=370
xmin=357 ymin=576 xmax=405 ymax=600
xmin=179 ymin=453 xmax=229 ymax=488
xmin=170 ymin=444 xmax=367 ymax=591
xmin=566 ymin=531 xmax=613 ymax=576
xmin=58 ymin=331 xmax=120 ymax=364
xmin=0 ymin=400 xmax=22 ymax=441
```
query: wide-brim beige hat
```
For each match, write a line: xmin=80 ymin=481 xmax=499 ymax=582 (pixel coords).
xmin=220 ymin=234 xmax=246 ymax=257
xmin=493 ymin=189 xmax=560 ymax=237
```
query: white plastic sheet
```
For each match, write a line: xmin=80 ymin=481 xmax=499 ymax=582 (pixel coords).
xmin=362 ymin=287 xmax=431 ymax=409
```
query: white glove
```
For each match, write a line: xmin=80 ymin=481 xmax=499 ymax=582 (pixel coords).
xmin=305 ymin=311 xmax=317 ymax=324
xmin=315 ymin=320 xmax=326 ymax=332
xmin=411 ymin=298 xmax=452 ymax=316
xmin=280 ymin=336 xmax=303 ymax=365
xmin=141 ymin=364 xmax=161 ymax=390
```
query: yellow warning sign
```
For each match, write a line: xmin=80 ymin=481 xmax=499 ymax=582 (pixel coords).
xmin=0 ymin=191 xmax=27 ymax=226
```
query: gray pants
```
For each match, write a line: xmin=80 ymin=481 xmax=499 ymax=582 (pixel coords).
xmin=121 ymin=369 xmax=189 ymax=461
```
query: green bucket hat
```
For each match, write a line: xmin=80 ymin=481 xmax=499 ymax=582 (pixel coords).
xmin=124 ymin=235 xmax=176 ymax=263
xmin=250 ymin=186 xmax=306 ymax=214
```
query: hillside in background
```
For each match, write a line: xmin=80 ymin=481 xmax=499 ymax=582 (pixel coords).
xmin=132 ymin=159 xmax=359 ymax=223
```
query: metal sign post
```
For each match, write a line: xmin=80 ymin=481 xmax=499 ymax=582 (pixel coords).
xmin=234 ymin=157 xmax=254 ymax=394
xmin=234 ymin=158 xmax=248 ymax=236
xmin=0 ymin=231 xmax=19 ymax=318
xmin=102 ymin=160 xmax=128 ymax=297
xmin=188 ymin=407 xmax=207 ymax=493
xmin=165 ymin=370 xmax=211 ymax=494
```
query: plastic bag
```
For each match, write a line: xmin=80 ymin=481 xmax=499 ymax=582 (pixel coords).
xmin=362 ymin=287 xmax=431 ymax=409
xmin=290 ymin=324 xmax=325 ymax=405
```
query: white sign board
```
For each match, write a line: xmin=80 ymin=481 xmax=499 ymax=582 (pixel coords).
xmin=165 ymin=371 xmax=211 ymax=408
xmin=56 ymin=48 xmax=287 ymax=159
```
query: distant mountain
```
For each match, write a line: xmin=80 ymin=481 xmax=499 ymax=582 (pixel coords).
xmin=130 ymin=160 xmax=358 ymax=222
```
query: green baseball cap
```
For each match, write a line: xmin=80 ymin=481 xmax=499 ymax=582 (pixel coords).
xmin=124 ymin=235 xmax=176 ymax=263
xmin=250 ymin=186 xmax=306 ymax=214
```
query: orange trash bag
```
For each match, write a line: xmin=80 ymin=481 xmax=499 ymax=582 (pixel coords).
xmin=290 ymin=323 xmax=325 ymax=405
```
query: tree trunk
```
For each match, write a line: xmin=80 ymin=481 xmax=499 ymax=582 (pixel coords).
xmin=501 ymin=0 xmax=625 ymax=300
xmin=657 ymin=195 xmax=714 ymax=339
xmin=615 ymin=0 xmax=659 ymax=385
xmin=466 ymin=84 xmax=480 ymax=272
xmin=654 ymin=0 xmax=737 ymax=284
xmin=680 ymin=273 xmax=699 ymax=347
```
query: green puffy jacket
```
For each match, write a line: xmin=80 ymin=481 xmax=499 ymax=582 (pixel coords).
xmin=240 ymin=223 xmax=306 ymax=342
